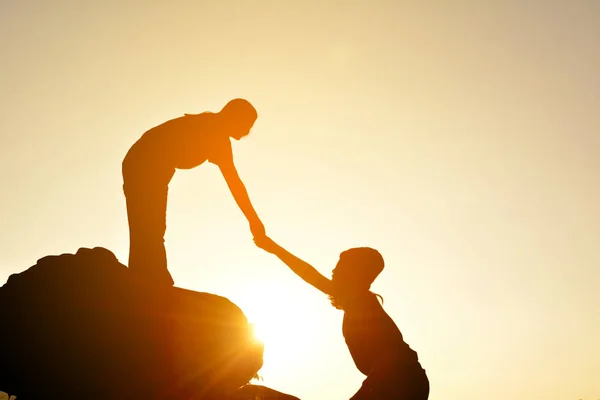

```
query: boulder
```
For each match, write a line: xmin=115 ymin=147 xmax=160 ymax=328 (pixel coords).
xmin=0 ymin=247 xmax=264 ymax=399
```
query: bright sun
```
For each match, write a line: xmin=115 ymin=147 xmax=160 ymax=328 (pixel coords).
xmin=249 ymin=321 xmax=267 ymax=344
xmin=230 ymin=278 xmax=326 ymax=382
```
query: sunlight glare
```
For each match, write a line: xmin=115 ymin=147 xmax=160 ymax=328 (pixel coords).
xmin=230 ymin=277 xmax=327 ymax=385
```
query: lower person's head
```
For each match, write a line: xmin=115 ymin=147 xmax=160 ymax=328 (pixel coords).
xmin=329 ymin=247 xmax=384 ymax=309
xmin=218 ymin=98 xmax=257 ymax=140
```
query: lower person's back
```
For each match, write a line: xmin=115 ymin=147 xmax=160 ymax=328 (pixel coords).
xmin=343 ymin=293 xmax=429 ymax=399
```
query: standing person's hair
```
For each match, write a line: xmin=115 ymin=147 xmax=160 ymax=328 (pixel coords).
xmin=221 ymin=98 xmax=257 ymax=120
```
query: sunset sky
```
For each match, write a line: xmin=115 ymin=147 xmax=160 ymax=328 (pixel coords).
xmin=1 ymin=1 xmax=599 ymax=399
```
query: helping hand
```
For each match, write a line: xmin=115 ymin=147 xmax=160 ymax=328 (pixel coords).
xmin=250 ymin=220 xmax=266 ymax=239
xmin=253 ymin=234 xmax=278 ymax=254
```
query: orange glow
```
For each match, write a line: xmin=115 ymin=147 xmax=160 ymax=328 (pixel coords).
xmin=1 ymin=2 xmax=600 ymax=400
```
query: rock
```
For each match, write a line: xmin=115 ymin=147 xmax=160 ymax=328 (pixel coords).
xmin=234 ymin=384 xmax=301 ymax=400
xmin=0 ymin=247 xmax=264 ymax=399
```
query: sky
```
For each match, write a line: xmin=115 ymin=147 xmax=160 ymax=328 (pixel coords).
xmin=1 ymin=1 xmax=599 ymax=399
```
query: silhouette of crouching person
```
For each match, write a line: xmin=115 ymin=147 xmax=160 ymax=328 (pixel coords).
xmin=254 ymin=236 xmax=429 ymax=400
xmin=123 ymin=99 xmax=265 ymax=286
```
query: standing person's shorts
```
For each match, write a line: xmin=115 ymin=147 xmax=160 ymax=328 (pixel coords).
xmin=122 ymin=159 xmax=176 ymax=287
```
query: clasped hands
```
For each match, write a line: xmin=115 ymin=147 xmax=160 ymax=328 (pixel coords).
xmin=249 ymin=221 xmax=276 ymax=253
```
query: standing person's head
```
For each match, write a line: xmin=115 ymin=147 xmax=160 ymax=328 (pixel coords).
xmin=329 ymin=247 xmax=385 ymax=309
xmin=218 ymin=98 xmax=258 ymax=140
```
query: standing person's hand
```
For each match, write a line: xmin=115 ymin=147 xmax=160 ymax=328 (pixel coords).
xmin=250 ymin=219 xmax=266 ymax=239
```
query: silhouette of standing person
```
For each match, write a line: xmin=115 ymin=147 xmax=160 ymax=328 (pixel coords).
xmin=254 ymin=237 xmax=429 ymax=400
xmin=122 ymin=98 xmax=265 ymax=286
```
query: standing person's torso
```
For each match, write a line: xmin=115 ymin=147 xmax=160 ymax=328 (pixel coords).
xmin=123 ymin=113 xmax=230 ymax=176
xmin=342 ymin=293 xmax=423 ymax=377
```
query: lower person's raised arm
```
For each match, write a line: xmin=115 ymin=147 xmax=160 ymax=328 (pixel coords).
xmin=255 ymin=236 xmax=332 ymax=295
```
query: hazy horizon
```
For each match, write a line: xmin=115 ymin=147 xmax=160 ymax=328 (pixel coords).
xmin=1 ymin=1 xmax=599 ymax=399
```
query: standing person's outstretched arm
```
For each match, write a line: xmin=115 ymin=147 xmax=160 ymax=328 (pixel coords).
xmin=210 ymin=142 xmax=265 ymax=238
xmin=255 ymin=236 xmax=332 ymax=296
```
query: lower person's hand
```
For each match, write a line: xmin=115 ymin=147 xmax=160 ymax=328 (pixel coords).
xmin=253 ymin=234 xmax=277 ymax=253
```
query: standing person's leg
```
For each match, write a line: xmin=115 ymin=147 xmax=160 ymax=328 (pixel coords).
xmin=123 ymin=181 xmax=174 ymax=287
